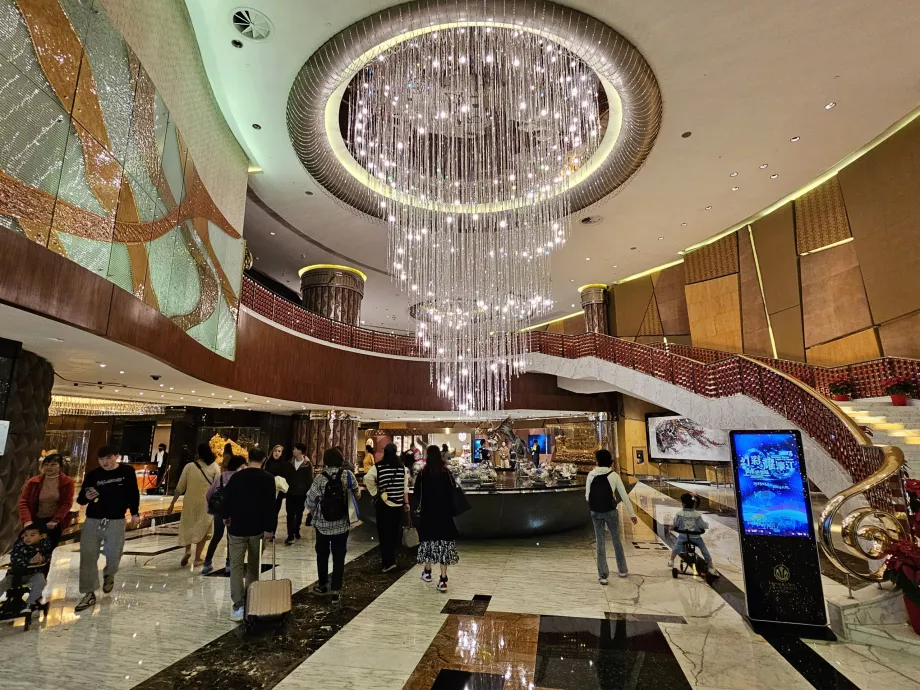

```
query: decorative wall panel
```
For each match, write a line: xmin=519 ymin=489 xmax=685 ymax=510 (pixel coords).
xmin=878 ymin=311 xmax=920 ymax=360
xmin=751 ymin=202 xmax=800 ymax=316
xmin=738 ymin=228 xmax=772 ymax=357
xmin=684 ymin=233 xmax=738 ymax=284
xmin=769 ymin=306 xmax=806 ymax=362
xmin=805 ymin=328 xmax=880 ymax=367
xmin=293 ymin=413 xmax=359 ymax=470
xmin=0 ymin=0 xmax=243 ymax=359
xmin=612 ymin=276 xmax=654 ymax=337
xmin=795 ymin=175 xmax=852 ymax=255
xmin=838 ymin=117 xmax=920 ymax=324
xmin=684 ymin=274 xmax=743 ymax=353
xmin=636 ymin=293 xmax=664 ymax=336
xmin=800 ymin=241 xmax=872 ymax=348
xmin=652 ymin=264 xmax=690 ymax=336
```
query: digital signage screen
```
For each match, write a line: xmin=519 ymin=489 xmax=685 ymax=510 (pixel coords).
xmin=732 ymin=431 xmax=811 ymax=538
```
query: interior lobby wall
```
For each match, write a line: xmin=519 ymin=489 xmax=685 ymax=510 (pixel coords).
xmin=0 ymin=0 xmax=247 ymax=360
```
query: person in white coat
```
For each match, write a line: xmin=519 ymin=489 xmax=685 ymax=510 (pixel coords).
xmin=585 ymin=449 xmax=637 ymax=584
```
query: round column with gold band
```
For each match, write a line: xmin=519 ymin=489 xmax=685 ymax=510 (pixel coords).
xmin=298 ymin=264 xmax=367 ymax=326
xmin=579 ymin=283 xmax=610 ymax=335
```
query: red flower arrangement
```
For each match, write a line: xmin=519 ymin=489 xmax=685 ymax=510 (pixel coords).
xmin=828 ymin=378 xmax=853 ymax=396
xmin=907 ymin=479 xmax=920 ymax=499
xmin=883 ymin=540 xmax=920 ymax=605
xmin=883 ymin=376 xmax=915 ymax=395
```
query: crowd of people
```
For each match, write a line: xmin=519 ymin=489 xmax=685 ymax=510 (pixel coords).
xmin=3 ymin=441 xmax=673 ymax=626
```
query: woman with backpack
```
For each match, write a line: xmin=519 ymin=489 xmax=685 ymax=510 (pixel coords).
xmin=414 ymin=445 xmax=459 ymax=592
xmin=305 ymin=447 xmax=359 ymax=603
xmin=201 ymin=454 xmax=246 ymax=575
xmin=167 ymin=443 xmax=221 ymax=568
xmin=364 ymin=443 xmax=410 ymax=572
xmin=585 ymin=449 xmax=637 ymax=584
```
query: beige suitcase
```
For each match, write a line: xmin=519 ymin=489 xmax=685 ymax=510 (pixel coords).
xmin=244 ymin=539 xmax=292 ymax=626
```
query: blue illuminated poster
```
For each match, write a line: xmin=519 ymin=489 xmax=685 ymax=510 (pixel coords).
xmin=732 ymin=432 xmax=811 ymax=538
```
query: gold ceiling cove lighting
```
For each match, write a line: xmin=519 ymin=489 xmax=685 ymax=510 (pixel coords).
xmin=615 ymin=259 xmax=684 ymax=285
xmin=577 ymin=283 xmax=608 ymax=294
xmin=298 ymin=264 xmax=368 ymax=282
xmin=520 ymin=311 xmax=586 ymax=332
xmin=247 ymin=165 xmax=263 ymax=174
xmin=799 ymin=236 xmax=854 ymax=256
xmin=50 ymin=395 xmax=166 ymax=417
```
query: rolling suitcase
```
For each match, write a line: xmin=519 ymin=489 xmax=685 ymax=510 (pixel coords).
xmin=244 ymin=538 xmax=292 ymax=628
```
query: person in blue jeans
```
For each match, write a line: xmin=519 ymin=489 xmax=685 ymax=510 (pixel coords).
xmin=586 ymin=449 xmax=637 ymax=584
xmin=668 ymin=493 xmax=718 ymax=575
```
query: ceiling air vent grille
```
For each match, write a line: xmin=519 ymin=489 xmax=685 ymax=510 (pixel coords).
xmin=231 ymin=8 xmax=272 ymax=41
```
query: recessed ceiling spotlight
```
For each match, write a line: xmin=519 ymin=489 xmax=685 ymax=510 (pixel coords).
xmin=658 ymin=236 xmax=664 ymax=240
xmin=790 ymin=136 xmax=800 ymax=142
xmin=231 ymin=39 xmax=243 ymax=49
xmin=759 ymin=164 xmax=768 ymax=169
xmin=770 ymin=174 xmax=778 ymax=179
xmin=681 ymin=131 xmax=692 ymax=138
xmin=585 ymin=257 xmax=590 ymax=261
xmin=47 ymin=337 xmax=64 ymax=343
xmin=825 ymin=102 xmax=836 ymax=110
xmin=680 ymin=222 xmax=687 ymax=226
xmin=252 ymin=123 xmax=262 ymax=130
xmin=729 ymin=172 xmax=738 ymax=178
xmin=270 ymin=231 xmax=275 ymax=236
xmin=114 ymin=389 xmax=119 ymax=393
xmin=305 ymin=191 xmax=314 ymax=195
xmin=612 ymin=264 xmax=618 ymax=268
xmin=99 ymin=363 xmax=106 ymax=368
xmin=630 ymin=247 xmax=637 ymax=251
xmin=571 ymin=303 xmax=575 ymax=308
xmin=580 ymin=216 xmax=603 ymax=225
xmin=731 ymin=186 xmax=739 ymax=191
xmin=119 ymin=370 xmax=125 ymax=374
xmin=569 ymin=279 xmax=575 ymax=282
xmin=705 ymin=205 xmax=712 ymax=210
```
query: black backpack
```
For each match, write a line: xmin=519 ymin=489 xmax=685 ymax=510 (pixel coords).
xmin=588 ymin=470 xmax=620 ymax=512
xmin=320 ymin=469 xmax=347 ymax=521
xmin=208 ymin=474 xmax=225 ymax=515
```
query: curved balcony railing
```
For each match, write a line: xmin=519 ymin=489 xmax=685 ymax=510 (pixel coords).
xmin=241 ymin=276 xmax=910 ymax=580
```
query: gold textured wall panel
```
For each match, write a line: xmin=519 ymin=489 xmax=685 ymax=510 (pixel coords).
xmin=751 ymin=202 xmax=800 ymax=315
xmin=637 ymin=294 xmax=664 ymax=336
xmin=795 ymin=176 xmax=852 ymax=254
xmin=800 ymin=241 xmax=872 ymax=347
xmin=652 ymin=263 xmax=690 ymax=335
xmin=738 ymin=229 xmax=772 ymax=357
xmin=805 ymin=328 xmax=880 ymax=366
xmin=878 ymin=311 xmax=920 ymax=359
xmin=613 ymin=277 xmax=654 ymax=338
xmin=685 ymin=274 xmax=743 ymax=353
xmin=770 ymin=306 xmax=806 ymax=362
xmin=838 ymin=118 xmax=920 ymax=324
xmin=684 ymin=232 xmax=739 ymax=284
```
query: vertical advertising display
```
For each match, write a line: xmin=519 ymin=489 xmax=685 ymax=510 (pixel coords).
xmin=730 ymin=430 xmax=827 ymax=628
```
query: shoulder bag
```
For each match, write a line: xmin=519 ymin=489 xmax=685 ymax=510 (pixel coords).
xmin=449 ymin=471 xmax=471 ymax=517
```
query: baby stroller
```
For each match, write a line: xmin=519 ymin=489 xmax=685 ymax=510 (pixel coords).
xmin=0 ymin=572 xmax=50 ymax=632
xmin=671 ymin=528 xmax=718 ymax=585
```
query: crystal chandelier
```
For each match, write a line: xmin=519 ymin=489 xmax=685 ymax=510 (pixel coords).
xmin=343 ymin=26 xmax=605 ymax=413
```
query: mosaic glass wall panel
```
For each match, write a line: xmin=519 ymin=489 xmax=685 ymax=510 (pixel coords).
xmin=0 ymin=0 xmax=243 ymax=359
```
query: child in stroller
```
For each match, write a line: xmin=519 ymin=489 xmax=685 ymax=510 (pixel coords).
xmin=0 ymin=524 xmax=53 ymax=629
xmin=668 ymin=493 xmax=719 ymax=582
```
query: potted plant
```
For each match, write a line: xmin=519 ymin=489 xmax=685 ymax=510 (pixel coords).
xmin=827 ymin=378 xmax=853 ymax=402
xmin=883 ymin=376 xmax=914 ymax=406
xmin=882 ymin=539 xmax=920 ymax=635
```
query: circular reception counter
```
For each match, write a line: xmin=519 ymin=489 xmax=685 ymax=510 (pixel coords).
xmin=358 ymin=472 xmax=591 ymax=538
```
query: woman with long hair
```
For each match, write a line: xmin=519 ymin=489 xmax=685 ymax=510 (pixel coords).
xmin=168 ymin=443 xmax=220 ymax=567
xmin=414 ymin=445 xmax=459 ymax=592
xmin=263 ymin=444 xmax=291 ymax=517
xmin=365 ymin=443 xmax=409 ymax=572
xmin=201 ymin=453 xmax=247 ymax=575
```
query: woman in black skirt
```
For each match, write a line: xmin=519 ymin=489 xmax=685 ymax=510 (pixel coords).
xmin=414 ymin=445 xmax=459 ymax=592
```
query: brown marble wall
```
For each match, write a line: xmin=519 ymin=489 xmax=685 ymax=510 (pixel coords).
xmin=805 ymin=328 xmax=881 ymax=366
xmin=738 ymin=229 xmax=772 ymax=357
xmin=800 ymin=241 xmax=872 ymax=348
xmin=652 ymin=264 xmax=690 ymax=336
xmin=612 ymin=277 xmax=654 ymax=338
xmin=685 ymin=274 xmax=743 ymax=353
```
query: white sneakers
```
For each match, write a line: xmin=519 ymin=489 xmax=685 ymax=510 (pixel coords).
xmin=230 ymin=605 xmax=244 ymax=622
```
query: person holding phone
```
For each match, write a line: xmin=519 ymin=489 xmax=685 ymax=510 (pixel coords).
xmin=73 ymin=445 xmax=140 ymax=613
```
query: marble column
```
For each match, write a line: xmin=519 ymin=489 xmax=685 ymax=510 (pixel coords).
xmin=292 ymin=411 xmax=359 ymax=471
xmin=299 ymin=264 xmax=366 ymax=326
xmin=579 ymin=283 xmax=610 ymax=334
xmin=0 ymin=340 xmax=53 ymax=554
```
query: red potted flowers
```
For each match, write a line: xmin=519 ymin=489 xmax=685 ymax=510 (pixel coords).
xmin=883 ymin=376 xmax=914 ymax=407
xmin=827 ymin=378 xmax=853 ymax=402
xmin=882 ymin=539 xmax=920 ymax=635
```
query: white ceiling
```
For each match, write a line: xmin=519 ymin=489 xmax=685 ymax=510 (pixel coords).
xmin=187 ymin=0 xmax=920 ymax=329
xmin=0 ymin=304 xmax=583 ymax=421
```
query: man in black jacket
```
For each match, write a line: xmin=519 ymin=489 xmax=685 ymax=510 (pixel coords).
xmin=222 ymin=448 xmax=277 ymax=622
xmin=74 ymin=445 xmax=140 ymax=613
xmin=285 ymin=443 xmax=314 ymax=545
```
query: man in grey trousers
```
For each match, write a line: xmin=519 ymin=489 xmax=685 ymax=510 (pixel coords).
xmin=74 ymin=445 xmax=140 ymax=612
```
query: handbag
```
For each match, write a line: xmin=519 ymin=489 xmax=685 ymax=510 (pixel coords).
xmin=345 ymin=472 xmax=361 ymax=525
xmin=401 ymin=510 xmax=419 ymax=548
xmin=450 ymin=472 xmax=471 ymax=517
xmin=207 ymin=474 xmax=224 ymax=515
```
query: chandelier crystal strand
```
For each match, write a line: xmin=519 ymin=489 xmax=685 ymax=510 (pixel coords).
xmin=346 ymin=26 xmax=603 ymax=413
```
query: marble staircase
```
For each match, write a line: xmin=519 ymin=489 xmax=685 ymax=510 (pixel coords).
xmin=839 ymin=399 xmax=920 ymax=476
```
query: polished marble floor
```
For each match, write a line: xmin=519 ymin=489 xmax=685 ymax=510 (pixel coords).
xmin=0 ymin=483 xmax=916 ymax=689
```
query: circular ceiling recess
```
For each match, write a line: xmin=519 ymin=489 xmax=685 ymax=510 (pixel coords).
xmin=231 ymin=8 xmax=273 ymax=41
xmin=287 ymin=0 xmax=662 ymax=223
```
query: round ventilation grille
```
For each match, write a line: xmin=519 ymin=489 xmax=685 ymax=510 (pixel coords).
xmin=231 ymin=8 xmax=273 ymax=41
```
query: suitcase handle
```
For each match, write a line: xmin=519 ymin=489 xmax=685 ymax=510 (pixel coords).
xmin=271 ymin=535 xmax=276 ymax=580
